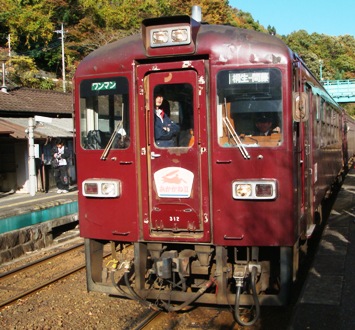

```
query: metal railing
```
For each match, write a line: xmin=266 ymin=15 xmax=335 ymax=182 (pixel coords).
xmin=322 ymin=79 xmax=355 ymax=102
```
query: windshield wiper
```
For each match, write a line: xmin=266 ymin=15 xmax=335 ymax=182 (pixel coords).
xmin=223 ymin=117 xmax=250 ymax=159
xmin=100 ymin=121 xmax=123 ymax=160
xmin=223 ymin=99 xmax=250 ymax=159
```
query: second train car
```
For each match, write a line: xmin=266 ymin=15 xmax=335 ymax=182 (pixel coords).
xmin=74 ymin=7 xmax=355 ymax=325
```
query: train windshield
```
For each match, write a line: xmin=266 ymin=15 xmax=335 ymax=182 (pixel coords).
xmin=217 ymin=68 xmax=282 ymax=147
xmin=153 ymin=83 xmax=194 ymax=148
xmin=79 ymin=77 xmax=130 ymax=150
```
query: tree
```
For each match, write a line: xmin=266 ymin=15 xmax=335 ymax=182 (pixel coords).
xmin=7 ymin=55 xmax=56 ymax=89
xmin=267 ymin=25 xmax=276 ymax=36
xmin=1 ymin=0 xmax=355 ymax=94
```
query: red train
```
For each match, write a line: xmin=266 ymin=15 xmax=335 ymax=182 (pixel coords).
xmin=74 ymin=7 xmax=355 ymax=325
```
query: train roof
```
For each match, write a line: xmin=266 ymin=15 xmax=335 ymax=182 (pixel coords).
xmin=75 ymin=18 xmax=293 ymax=78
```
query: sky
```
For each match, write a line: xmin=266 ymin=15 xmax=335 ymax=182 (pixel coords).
xmin=229 ymin=0 xmax=355 ymax=37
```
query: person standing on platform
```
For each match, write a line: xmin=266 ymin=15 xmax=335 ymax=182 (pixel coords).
xmin=51 ymin=138 xmax=70 ymax=193
xmin=42 ymin=136 xmax=53 ymax=193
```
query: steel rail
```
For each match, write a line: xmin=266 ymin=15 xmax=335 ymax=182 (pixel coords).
xmin=0 ymin=243 xmax=112 ymax=309
xmin=131 ymin=310 xmax=163 ymax=330
xmin=0 ymin=241 xmax=84 ymax=280
xmin=0 ymin=263 xmax=85 ymax=308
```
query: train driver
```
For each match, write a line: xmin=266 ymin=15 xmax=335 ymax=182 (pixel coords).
xmin=253 ymin=113 xmax=280 ymax=136
xmin=154 ymin=92 xmax=180 ymax=147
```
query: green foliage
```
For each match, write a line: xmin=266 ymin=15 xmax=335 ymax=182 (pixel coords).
xmin=0 ymin=0 xmax=354 ymax=116
xmin=6 ymin=55 xmax=49 ymax=89
xmin=282 ymin=31 xmax=355 ymax=81
xmin=343 ymin=103 xmax=355 ymax=118
xmin=267 ymin=25 xmax=277 ymax=36
xmin=234 ymin=9 xmax=266 ymax=32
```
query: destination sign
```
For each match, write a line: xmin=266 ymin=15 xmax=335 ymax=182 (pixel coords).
xmin=91 ymin=81 xmax=117 ymax=91
xmin=229 ymin=72 xmax=270 ymax=84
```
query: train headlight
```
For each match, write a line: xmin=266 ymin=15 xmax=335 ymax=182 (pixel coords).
xmin=232 ymin=180 xmax=277 ymax=200
xmin=235 ymin=184 xmax=252 ymax=198
xmin=152 ymin=30 xmax=169 ymax=44
xmin=150 ymin=26 xmax=191 ymax=47
xmin=171 ymin=28 xmax=189 ymax=42
xmin=82 ymin=179 xmax=121 ymax=198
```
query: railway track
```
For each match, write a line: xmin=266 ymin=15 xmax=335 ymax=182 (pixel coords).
xmin=0 ymin=242 xmax=86 ymax=308
xmin=131 ymin=310 xmax=163 ymax=330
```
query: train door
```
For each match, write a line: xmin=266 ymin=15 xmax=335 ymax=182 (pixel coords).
xmin=304 ymin=86 xmax=315 ymax=236
xmin=296 ymin=118 xmax=306 ymax=235
xmin=294 ymin=85 xmax=313 ymax=239
xmin=136 ymin=61 xmax=211 ymax=242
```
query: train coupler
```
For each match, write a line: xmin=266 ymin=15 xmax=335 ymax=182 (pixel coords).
xmin=233 ymin=264 xmax=248 ymax=287
xmin=233 ymin=263 xmax=261 ymax=326
xmin=233 ymin=262 xmax=261 ymax=287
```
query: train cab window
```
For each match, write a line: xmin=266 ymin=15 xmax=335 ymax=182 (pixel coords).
xmin=153 ymin=83 xmax=194 ymax=148
xmin=79 ymin=77 xmax=130 ymax=150
xmin=216 ymin=68 xmax=283 ymax=147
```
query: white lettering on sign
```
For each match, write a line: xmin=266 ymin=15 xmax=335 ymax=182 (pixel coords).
xmin=229 ymin=72 xmax=270 ymax=84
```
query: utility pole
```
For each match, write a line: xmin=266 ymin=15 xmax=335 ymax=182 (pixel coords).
xmin=1 ymin=58 xmax=7 ymax=93
xmin=7 ymin=34 xmax=11 ymax=57
xmin=27 ymin=118 xmax=37 ymax=196
xmin=27 ymin=116 xmax=52 ymax=196
xmin=54 ymin=23 xmax=66 ymax=93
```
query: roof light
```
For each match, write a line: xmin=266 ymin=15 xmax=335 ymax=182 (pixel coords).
xmin=142 ymin=15 xmax=198 ymax=56
xmin=152 ymin=30 xmax=169 ymax=44
xmin=150 ymin=26 xmax=191 ymax=48
xmin=171 ymin=28 xmax=189 ymax=42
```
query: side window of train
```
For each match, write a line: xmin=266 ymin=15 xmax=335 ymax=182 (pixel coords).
xmin=79 ymin=77 xmax=130 ymax=150
xmin=216 ymin=68 xmax=283 ymax=147
xmin=315 ymin=94 xmax=322 ymax=148
xmin=153 ymin=83 xmax=194 ymax=148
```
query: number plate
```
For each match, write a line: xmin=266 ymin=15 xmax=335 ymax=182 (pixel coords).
xmin=151 ymin=204 xmax=200 ymax=232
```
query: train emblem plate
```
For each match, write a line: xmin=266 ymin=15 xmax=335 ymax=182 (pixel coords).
xmin=154 ymin=167 xmax=194 ymax=198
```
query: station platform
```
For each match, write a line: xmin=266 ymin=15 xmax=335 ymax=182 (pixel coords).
xmin=0 ymin=186 xmax=78 ymax=220
xmin=289 ymin=167 xmax=355 ymax=329
xmin=0 ymin=186 xmax=78 ymax=263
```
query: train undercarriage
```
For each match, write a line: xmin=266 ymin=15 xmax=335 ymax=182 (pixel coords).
xmin=85 ymin=238 xmax=300 ymax=325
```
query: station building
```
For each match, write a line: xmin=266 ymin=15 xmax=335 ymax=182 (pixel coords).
xmin=0 ymin=86 xmax=74 ymax=194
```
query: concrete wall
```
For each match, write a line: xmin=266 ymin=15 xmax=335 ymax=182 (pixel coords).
xmin=0 ymin=213 xmax=78 ymax=264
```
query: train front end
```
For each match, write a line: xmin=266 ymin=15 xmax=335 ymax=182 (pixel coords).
xmin=74 ymin=8 xmax=308 ymax=324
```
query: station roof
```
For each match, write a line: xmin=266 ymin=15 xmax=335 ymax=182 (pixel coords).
xmin=0 ymin=87 xmax=73 ymax=139
xmin=0 ymin=87 xmax=72 ymax=116
xmin=0 ymin=117 xmax=73 ymax=139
